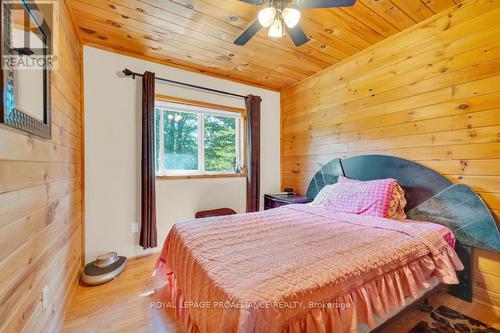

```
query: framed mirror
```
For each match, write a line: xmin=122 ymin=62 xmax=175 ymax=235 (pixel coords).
xmin=1 ymin=0 xmax=52 ymax=139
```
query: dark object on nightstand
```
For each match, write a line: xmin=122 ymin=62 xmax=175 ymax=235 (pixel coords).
xmin=264 ymin=194 xmax=312 ymax=210
xmin=195 ymin=208 xmax=237 ymax=219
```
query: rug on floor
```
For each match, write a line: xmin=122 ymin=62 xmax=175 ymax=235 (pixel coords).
xmin=409 ymin=300 xmax=500 ymax=333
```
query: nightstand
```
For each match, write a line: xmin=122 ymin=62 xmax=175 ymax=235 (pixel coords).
xmin=264 ymin=194 xmax=312 ymax=210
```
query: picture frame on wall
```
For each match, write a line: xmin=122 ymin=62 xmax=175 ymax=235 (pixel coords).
xmin=0 ymin=0 xmax=52 ymax=139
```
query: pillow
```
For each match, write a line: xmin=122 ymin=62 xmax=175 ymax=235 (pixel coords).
xmin=387 ymin=183 xmax=407 ymax=220
xmin=309 ymin=183 xmax=340 ymax=207
xmin=338 ymin=176 xmax=407 ymax=219
xmin=324 ymin=176 xmax=407 ymax=219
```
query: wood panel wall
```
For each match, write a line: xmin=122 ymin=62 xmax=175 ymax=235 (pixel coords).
xmin=0 ymin=1 xmax=83 ymax=332
xmin=65 ymin=0 xmax=460 ymax=90
xmin=281 ymin=0 xmax=500 ymax=308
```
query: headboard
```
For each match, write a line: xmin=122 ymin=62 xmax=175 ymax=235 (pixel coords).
xmin=306 ymin=155 xmax=453 ymax=211
xmin=306 ymin=155 xmax=500 ymax=301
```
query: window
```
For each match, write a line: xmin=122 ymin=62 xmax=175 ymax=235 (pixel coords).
xmin=155 ymin=98 xmax=245 ymax=177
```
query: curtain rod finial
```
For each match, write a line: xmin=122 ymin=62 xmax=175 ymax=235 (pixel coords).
xmin=122 ymin=68 xmax=133 ymax=77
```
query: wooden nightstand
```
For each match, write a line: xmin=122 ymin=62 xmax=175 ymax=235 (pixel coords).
xmin=264 ymin=194 xmax=312 ymax=210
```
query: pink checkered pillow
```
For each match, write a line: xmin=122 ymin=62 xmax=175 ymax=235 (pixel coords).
xmin=337 ymin=176 xmax=361 ymax=185
xmin=324 ymin=176 xmax=400 ymax=218
xmin=337 ymin=176 xmax=407 ymax=219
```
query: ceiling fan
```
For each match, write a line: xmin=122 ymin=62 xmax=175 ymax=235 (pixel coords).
xmin=234 ymin=0 xmax=357 ymax=47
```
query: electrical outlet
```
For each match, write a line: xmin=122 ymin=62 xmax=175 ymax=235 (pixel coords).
xmin=42 ymin=285 xmax=49 ymax=312
xmin=131 ymin=223 xmax=139 ymax=233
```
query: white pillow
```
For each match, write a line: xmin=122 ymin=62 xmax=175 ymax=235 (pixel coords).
xmin=309 ymin=183 xmax=340 ymax=207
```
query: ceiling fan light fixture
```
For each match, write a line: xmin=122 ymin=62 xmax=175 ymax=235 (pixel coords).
xmin=268 ymin=18 xmax=285 ymax=38
xmin=233 ymin=0 xmax=357 ymax=46
xmin=282 ymin=7 xmax=301 ymax=28
xmin=258 ymin=7 xmax=277 ymax=27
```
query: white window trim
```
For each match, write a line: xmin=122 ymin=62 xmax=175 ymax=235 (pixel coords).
xmin=155 ymin=100 xmax=244 ymax=177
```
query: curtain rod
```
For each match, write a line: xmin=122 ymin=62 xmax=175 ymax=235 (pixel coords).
xmin=122 ymin=69 xmax=247 ymax=99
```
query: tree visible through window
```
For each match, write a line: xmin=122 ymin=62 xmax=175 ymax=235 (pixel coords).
xmin=155 ymin=99 xmax=244 ymax=176
xmin=205 ymin=115 xmax=236 ymax=172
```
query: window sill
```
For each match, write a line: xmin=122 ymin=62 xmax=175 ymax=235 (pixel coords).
xmin=156 ymin=173 xmax=246 ymax=180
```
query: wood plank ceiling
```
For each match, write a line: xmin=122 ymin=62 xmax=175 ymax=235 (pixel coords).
xmin=67 ymin=0 xmax=462 ymax=90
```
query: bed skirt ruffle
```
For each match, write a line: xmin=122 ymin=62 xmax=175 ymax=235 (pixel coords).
xmin=153 ymin=246 xmax=463 ymax=333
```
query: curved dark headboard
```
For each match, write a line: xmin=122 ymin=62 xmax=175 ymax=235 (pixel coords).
xmin=306 ymin=155 xmax=500 ymax=252
xmin=305 ymin=155 xmax=500 ymax=302
xmin=306 ymin=155 xmax=452 ymax=211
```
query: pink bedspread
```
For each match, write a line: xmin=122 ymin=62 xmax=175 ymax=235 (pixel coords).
xmin=155 ymin=204 xmax=463 ymax=333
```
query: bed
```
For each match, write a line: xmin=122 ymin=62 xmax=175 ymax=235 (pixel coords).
xmin=155 ymin=155 xmax=500 ymax=333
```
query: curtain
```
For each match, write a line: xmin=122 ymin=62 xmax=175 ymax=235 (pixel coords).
xmin=140 ymin=71 xmax=157 ymax=249
xmin=245 ymin=95 xmax=262 ymax=213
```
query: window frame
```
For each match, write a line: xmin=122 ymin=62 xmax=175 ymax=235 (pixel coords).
xmin=155 ymin=95 xmax=247 ymax=179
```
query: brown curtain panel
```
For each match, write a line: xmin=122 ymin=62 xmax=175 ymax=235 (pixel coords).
xmin=245 ymin=95 xmax=262 ymax=213
xmin=140 ymin=71 xmax=157 ymax=249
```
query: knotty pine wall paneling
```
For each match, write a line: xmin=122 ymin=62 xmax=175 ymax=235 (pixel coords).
xmin=65 ymin=0 xmax=462 ymax=90
xmin=281 ymin=0 xmax=500 ymax=308
xmin=0 ymin=1 xmax=83 ymax=332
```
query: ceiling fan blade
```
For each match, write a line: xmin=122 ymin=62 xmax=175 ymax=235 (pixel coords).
xmin=300 ymin=0 xmax=356 ymax=8
xmin=234 ymin=20 xmax=262 ymax=46
xmin=286 ymin=24 xmax=310 ymax=47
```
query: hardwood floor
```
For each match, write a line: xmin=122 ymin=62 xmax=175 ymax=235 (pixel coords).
xmin=63 ymin=254 xmax=500 ymax=333
xmin=62 ymin=255 xmax=185 ymax=333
